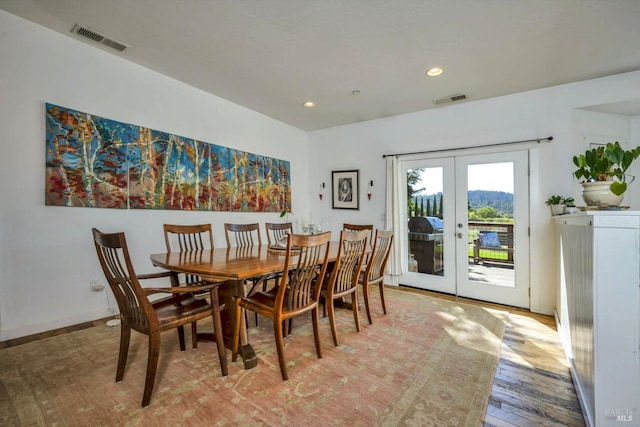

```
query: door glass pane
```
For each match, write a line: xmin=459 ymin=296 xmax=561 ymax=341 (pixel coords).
xmin=407 ymin=167 xmax=444 ymax=277
xmin=467 ymin=162 xmax=515 ymax=288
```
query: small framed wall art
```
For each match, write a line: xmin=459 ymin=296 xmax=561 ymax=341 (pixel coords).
xmin=332 ymin=170 xmax=359 ymax=210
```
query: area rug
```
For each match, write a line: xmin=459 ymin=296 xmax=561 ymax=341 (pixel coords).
xmin=0 ymin=288 xmax=507 ymax=426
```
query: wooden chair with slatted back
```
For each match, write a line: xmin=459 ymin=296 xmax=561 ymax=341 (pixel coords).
xmin=359 ymin=229 xmax=394 ymax=324
xmin=92 ymin=228 xmax=227 ymax=407
xmin=321 ymin=229 xmax=369 ymax=346
xmin=265 ymin=222 xmax=296 ymax=334
xmin=224 ymin=222 xmax=266 ymax=326
xmin=232 ymin=232 xmax=332 ymax=380
xmin=265 ymin=222 xmax=293 ymax=246
xmin=343 ymin=223 xmax=373 ymax=243
xmin=163 ymin=223 xmax=222 ymax=349
xmin=344 ymin=223 xmax=374 ymax=267
xmin=224 ymin=223 xmax=261 ymax=247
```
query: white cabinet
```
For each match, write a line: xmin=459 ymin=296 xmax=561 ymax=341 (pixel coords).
xmin=556 ymin=212 xmax=639 ymax=427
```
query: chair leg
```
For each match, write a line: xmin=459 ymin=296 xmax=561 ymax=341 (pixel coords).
xmin=116 ymin=324 xmax=131 ymax=382
xmin=379 ymin=283 xmax=387 ymax=315
xmin=209 ymin=287 xmax=228 ymax=376
xmin=177 ymin=325 xmax=186 ymax=351
xmin=231 ymin=300 xmax=243 ymax=362
xmin=311 ymin=308 xmax=323 ymax=359
xmin=327 ymin=297 xmax=339 ymax=346
xmin=322 ymin=295 xmax=327 ymax=318
xmin=351 ymin=290 xmax=361 ymax=332
xmin=362 ymin=282 xmax=373 ymax=324
xmin=141 ymin=332 xmax=161 ymax=408
xmin=273 ymin=318 xmax=288 ymax=380
xmin=191 ymin=322 xmax=198 ymax=349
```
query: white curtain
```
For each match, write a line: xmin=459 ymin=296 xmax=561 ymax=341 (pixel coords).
xmin=385 ymin=155 xmax=403 ymax=276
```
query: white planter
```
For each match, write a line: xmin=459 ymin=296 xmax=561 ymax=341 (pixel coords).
xmin=550 ymin=204 xmax=565 ymax=215
xmin=581 ymin=181 xmax=624 ymax=207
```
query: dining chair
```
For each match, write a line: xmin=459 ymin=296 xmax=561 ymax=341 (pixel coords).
xmin=92 ymin=228 xmax=227 ymax=407
xmin=163 ymin=223 xmax=223 ymax=349
xmin=224 ymin=222 xmax=267 ymax=327
xmin=343 ymin=223 xmax=374 ymax=267
xmin=322 ymin=229 xmax=369 ymax=346
xmin=359 ymin=229 xmax=394 ymax=324
xmin=265 ymin=222 xmax=293 ymax=246
xmin=343 ymin=223 xmax=374 ymax=243
xmin=264 ymin=221 xmax=294 ymax=302
xmin=224 ymin=222 xmax=262 ymax=247
xmin=232 ymin=232 xmax=332 ymax=380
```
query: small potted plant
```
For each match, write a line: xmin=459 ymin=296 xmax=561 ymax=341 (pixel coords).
xmin=573 ymin=141 xmax=640 ymax=206
xmin=562 ymin=197 xmax=579 ymax=214
xmin=546 ymin=195 xmax=565 ymax=215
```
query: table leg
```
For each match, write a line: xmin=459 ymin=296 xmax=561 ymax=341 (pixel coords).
xmin=219 ymin=279 xmax=257 ymax=369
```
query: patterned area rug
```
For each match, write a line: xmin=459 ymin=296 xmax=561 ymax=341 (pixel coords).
xmin=0 ymin=288 xmax=507 ymax=426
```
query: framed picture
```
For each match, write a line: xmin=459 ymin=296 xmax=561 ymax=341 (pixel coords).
xmin=332 ymin=170 xmax=359 ymax=210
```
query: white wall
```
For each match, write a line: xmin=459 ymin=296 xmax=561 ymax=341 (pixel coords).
xmin=3 ymin=9 xmax=640 ymax=338
xmin=572 ymin=109 xmax=638 ymax=206
xmin=0 ymin=11 xmax=309 ymax=340
xmin=307 ymin=71 xmax=640 ymax=315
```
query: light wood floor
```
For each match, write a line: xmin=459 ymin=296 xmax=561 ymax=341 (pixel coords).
xmin=0 ymin=287 xmax=585 ymax=426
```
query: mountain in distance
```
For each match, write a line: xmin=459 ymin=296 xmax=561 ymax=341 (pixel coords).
xmin=416 ymin=190 xmax=513 ymax=217
xmin=468 ymin=190 xmax=513 ymax=217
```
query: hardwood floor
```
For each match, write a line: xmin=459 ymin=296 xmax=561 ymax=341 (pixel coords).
xmin=485 ymin=311 xmax=585 ymax=426
xmin=1 ymin=288 xmax=585 ymax=426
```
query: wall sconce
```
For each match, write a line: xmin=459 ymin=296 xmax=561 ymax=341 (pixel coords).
xmin=367 ymin=180 xmax=373 ymax=200
xmin=319 ymin=182 xmax=325 ymax=200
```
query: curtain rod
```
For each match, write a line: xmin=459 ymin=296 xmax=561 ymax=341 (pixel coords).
xmin=381 ymin=136 xmax=553 ymax=158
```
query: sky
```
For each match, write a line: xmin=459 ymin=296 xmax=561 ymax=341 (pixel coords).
xmin=414 ymin=162 xmax=514 ymax=194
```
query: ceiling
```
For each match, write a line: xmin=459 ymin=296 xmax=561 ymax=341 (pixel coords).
xmin=2 ymin=0 xmax=640 ymax=131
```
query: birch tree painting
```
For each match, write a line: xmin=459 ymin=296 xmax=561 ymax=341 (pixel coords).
xmin=45 ymin=103 xmax=291 ymax=213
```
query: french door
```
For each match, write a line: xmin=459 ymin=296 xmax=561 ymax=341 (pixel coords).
xmin=399 ymin=150 xmax=530 ymax=308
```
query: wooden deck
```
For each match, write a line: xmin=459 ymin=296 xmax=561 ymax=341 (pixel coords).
xmin=468 ymin=261 xmax=515 ymax=288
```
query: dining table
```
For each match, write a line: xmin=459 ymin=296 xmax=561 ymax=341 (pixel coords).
xmin=150 ymin=242 xmax=348 ymax=369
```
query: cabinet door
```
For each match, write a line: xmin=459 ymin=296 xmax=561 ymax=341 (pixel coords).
xmin=593 ymin=224 xmax=639 ymax=426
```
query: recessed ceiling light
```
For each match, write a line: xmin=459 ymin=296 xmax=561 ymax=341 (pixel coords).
xmin=303 ymin=101 xmax=316 ymax=108
xmin=426 ymin=67 xmax=444 ymax=77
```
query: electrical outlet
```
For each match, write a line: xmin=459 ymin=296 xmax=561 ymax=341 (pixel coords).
xmin=90 ymin=279 xmax=105 ymax=292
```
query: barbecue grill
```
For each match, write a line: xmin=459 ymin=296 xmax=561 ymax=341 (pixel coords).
xmin=408 ymin=216 xmax=444 ymax=275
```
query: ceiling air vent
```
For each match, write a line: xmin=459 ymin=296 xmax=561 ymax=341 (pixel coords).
xmin=71 ymin=24 xmax=129 ymax=52
xmin=434 ymin=93 xmax=468 ymax=106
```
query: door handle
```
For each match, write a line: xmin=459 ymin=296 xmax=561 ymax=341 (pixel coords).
xmin=456 ymin=232 xmax=464 ymax=239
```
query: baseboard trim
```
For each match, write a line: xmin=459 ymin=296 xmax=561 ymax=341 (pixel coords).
xmin=0 ymin=308 xmax=113 ymax=342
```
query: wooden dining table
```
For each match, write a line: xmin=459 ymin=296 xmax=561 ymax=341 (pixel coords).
xmin=150 ymin=243 xmax=346 ymax=369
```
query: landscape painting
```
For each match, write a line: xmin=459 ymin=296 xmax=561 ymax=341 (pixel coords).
xmin=45 ymin=103 xmax=291 ymax=212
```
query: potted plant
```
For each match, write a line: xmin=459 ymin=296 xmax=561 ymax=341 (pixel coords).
xmin=573 ymin=141 xmax=640 ymax=206
xmin=562 ymin=197 xmax=580 ymax=214
xmin=545 ymin=195 xmax=565 ymax=215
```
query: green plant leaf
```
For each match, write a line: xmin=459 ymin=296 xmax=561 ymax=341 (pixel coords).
xmin=610 ymin=181 xmax=627 ymax=196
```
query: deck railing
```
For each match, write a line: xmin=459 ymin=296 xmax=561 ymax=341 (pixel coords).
xmin=468 ymin=221 xmax=514 ymax=264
